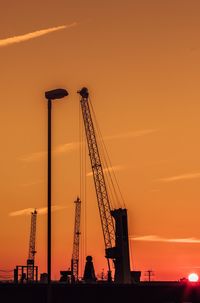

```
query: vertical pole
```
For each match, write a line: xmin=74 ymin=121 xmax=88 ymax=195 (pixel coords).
xmin=36 ymin=266 xmax=38 ymax=282
xmin=48 ymin=99 xmax=52 ymax=284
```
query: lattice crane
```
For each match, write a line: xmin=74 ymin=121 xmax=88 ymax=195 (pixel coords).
xmin=27 ymin=209 xmax=37 ymax=281
xmin=78 ymin=88 xmax=131 ymax=284
xmin=71 ymin=197 xmax=81 ymax=282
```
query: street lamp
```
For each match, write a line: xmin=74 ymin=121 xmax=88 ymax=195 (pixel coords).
xmin=45 ymin=88 xmax=68 ymax=284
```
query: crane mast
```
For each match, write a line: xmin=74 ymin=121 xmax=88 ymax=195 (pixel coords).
xmin=78 ymin=88 xmax=131 ymax=283
xmin=27 ymin=209 xmax=37 ymax=281
xmin=71 ymin=197 xmax=81 ymax=282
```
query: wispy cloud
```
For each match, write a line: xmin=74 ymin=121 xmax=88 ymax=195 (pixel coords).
xmin=0 ymin=23 xmax=77 ymax=48
xmin=54 ymin=142 xmax=79 ymax=154
xmin=86 ymin=165 xmax=124 ymax=177
xmin=20 ymin=129 xmax=157 ymax=163
xmin=130 ymin=235 xmax=200 ymax=244
xmin=20 ymin=151 xmax=46 ymax=162
xmin=105 ymin=129 xmax=158 ymax=140
xmin=20 ymin=142 xmax=79 ymax=162
xmin=158 ymin=172 xmax=200 ymax=183
xmin=9 ymin=205 xmax=68 ymax=217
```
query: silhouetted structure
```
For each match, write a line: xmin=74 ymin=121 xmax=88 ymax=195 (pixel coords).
xmin=78 ymin=88 xmax=131 ymax=283
xmin=111 ymin=208 xmax=131 ymax=283
xmin=60 ymin=270 xmax=72 ymax=283
xmin=14 ymin=265 xmax=38 ymax=284
xmin=83 ymin=256 xmax=97 ymax=283
xmin=71 ymin=197 xmax=81 ymax=282
xmin=27 ymin=209 xmax=37 ymax=281
xmin=44 ymin=88 xmax=68 ymax=284
xmin=130 ymin=271 xmax=141 ymax=283
xmin=145 ymin=269 xmax=155 ymax=282
xmin=40 ymin=273 xmax=48 ymax=283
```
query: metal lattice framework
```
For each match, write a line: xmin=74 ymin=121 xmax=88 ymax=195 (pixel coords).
xmin=27 ymin=209 xmax=37 ymax=281
xmin=78 ymin=88 xmax=115 ymax=250
xmin=71 ymin=197 xmax=81 ymax=281
xmin=28 ymin=209 xmax=37 ymax=260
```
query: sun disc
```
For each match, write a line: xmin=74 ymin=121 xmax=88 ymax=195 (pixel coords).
xmin=188 ymin=273 xmax=199 ymax=282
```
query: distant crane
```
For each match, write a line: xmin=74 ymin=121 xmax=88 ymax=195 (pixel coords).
xmin=27 ymin=209 xmax=37 ymax=281
xmin=78 ymin=87 xmax=131 ymax=284
xmin=71 ymin=197 xmax=81 ymax=282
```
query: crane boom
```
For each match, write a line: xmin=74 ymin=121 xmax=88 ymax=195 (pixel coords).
xmin=78 ymin=88 xmax=131 ymax=283
xmin=71 ymin=197 xmax=81 ymax=282
xmin=78 ymin=88 xmax=115 ymax=250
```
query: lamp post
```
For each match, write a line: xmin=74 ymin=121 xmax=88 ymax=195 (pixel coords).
xmin=45 ymin=88 xmax=68 ymax=284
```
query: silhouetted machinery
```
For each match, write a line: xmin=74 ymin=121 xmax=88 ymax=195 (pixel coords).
xmin=83 ymin=256 xmax=97 ymax=283
xmin=60 ymin=197 xmax=81 ymax=283
xmin=71 ymin=197 xmax=81 ymax=282
xmin=14 ymin=209 xmax=38 ymax=283
xmin=27 ymin=209 xmax=37 ymax=281
xmin=78 ymin=88 xmax=131 ymax=284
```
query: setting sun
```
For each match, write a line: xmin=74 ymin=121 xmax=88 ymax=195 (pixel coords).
xmin=188 ymin=273 xmax=199 ymax=282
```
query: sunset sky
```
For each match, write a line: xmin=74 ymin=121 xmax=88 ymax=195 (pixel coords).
xmin=1 ymin=0 xmax=200 ymax=281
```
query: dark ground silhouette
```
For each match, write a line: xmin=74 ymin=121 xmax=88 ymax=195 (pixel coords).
xmin=1 ymin=281 xmax=200 ymax=303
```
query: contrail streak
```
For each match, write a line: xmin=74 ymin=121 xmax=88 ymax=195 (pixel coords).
xmin=158 ymin=172 xmax=200 ymax=183
xmin=19 ymin=129 xmax=157 ymax=163
xmin=0 ymin=23 xmax=77 ymax=47
xmin=105 ymin=129 xmax=158 ymax=140
xmin=130 ymin=235 xmax=200 ymax=243
xmin=20 ymin=142 xmax=79 ymax=162
xmin=87 ymin=165 xmax=124 ymax=177
xmin=9 ymin=205 xmax=69 ymax=217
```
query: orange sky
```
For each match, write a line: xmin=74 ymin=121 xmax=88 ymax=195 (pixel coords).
xmin=1 ymin=0 xmax=200 ymax=281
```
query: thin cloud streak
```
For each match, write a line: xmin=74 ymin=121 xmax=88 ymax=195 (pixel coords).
xmin=158 ymin=172 xmax=200 ymax=183
xmin=20 ymin=129 xmax=157 ymax=163
xmin=0 ymin=23 xmax=77 ymax=47
xmin=20 ymin=142 xmax=79 ymax=162
xmin=87 ymin=165 xmax=124 ymax=177
xmin=54 ymin=142 xmax=79 ymax=154
xmin=105 ymin=129 xmax=158 ymax=140
xmin=131 ymin=235 xmax=200 ymax=243
xmin=20 ymin=151 xmax=46 ymax=162
xmin=9 ymin=205 xmax=68 ymax=217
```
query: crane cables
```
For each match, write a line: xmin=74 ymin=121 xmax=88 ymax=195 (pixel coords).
xmin=88 ymin=97 xmax=126 ymax=210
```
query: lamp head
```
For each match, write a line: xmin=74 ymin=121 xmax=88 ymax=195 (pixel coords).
xmin=45 ymin=88 xmax=68 ymax=100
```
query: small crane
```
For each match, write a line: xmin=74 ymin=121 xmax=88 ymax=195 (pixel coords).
xmin=27 ymin=209 xmax=37 ymax=281
xmin=71 ymin=197 xmax=81 ymax=282
xmin=78 ymin=88 xmax=131 ymax=283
